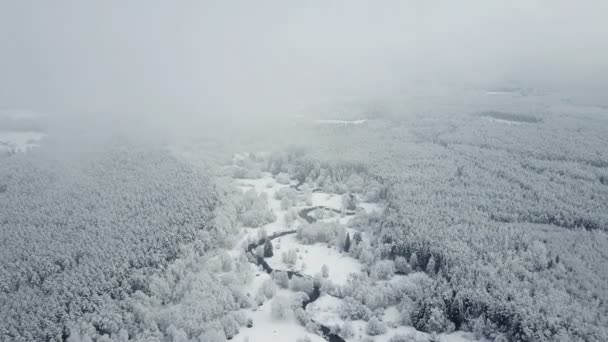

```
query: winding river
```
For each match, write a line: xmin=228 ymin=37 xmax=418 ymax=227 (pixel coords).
xmin=245 ymin=205 xmax=351 ymax=342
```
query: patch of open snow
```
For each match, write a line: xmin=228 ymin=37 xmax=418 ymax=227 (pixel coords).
xmin=311 ymin=192 xmax=343 ymax=210
xmin=233 ymin=289 xmax=326 ymax=342
xmin=359 ymin=201 xmax=383 ymax=214
xmin=267 ymin=234 xmax=362 ymax=285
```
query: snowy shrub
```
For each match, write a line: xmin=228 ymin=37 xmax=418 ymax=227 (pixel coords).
xmin=272 ymin=270 xmax=290 ymax=288
xmin=238 ymin=189 xmax=276 ymax=227
xmin=425 ymin=307 xmax=454 ymax=334
xmin=276 ymin=172 xmax=291 ymax=184
xmin=275 ymin=187 xmax=298 ymax=202
xmin=371 ymin=260 xmax=395 ymax=280
xmin=296 ymin=221 xmax=345 ymax=245
xmin=255 ymin=292 xmax=266 ymax=306
xmin=394 ymin=256 xmax=411 ymax=274
xmin=342 ymin=193 xmax=359 ymax=211
xmin=409 ymin=252 xmax=419 ymax=271
xmin=291 ymin=292 xmax=310 ymax=309
xmin=282 ymin=249 xmax=298 ymax=266
xmin=290 ymin=277 xmax=314 ymax=295
xmin=294 ymin=308 xmax=311 ymax=326
xmin=321 ymin=264 xmax=330 ymax=278
xmin=257 ymin=228 xmax=268 ymax=242
xmin=260 ymin=279 xmax=277 ymax=299
xmin=220 ymin=252 xmax=233 ymax=272
xmin=366 ymin=316 xmax=387 ymax=336
xmin=319 ymin=278 xmax=336 ymax=295
xmin=240 ymin=208 xmax=276 ymax=227
xmin=221 ymin=315 xmax=240 ymax=339
xmin=473 ymin=316 xmax=486 ymax=340
xmin=340 ymin=296 xmax=372 ymax=321
xmin=357 ymin=241 xmax=376 ymax=266
xmin=271 ymin=295 xmax=291 ymax=319
xmin=341 ymin=321 xmax=355 ymax=338
xmin=284 ymin=208 xmax=298 ymax=227
xmin=397 ymin=297 xmax=415 ymax=325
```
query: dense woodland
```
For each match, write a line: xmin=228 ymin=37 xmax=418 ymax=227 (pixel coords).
xmin=267 ymin=108 xmax=608 ymax=341
xmin=0 ymin=145 xmax=235 ymax=341
xmin=1 ymin=106 xmax=607 ymax=342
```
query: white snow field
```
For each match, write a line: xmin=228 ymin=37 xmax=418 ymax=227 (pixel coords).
xmin=311 ymin=191 xmax=343 ymax=210
xmin=232 ymin=289 xmax=326 ymax=342
xmin=267 ymin=233 xmax=363 ymax=285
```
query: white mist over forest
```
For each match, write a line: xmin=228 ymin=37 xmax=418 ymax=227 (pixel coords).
xmin=2 ymin=1 xmax=607 ymax=137
xmin=1 ymin=2 xmax=607 ymax=342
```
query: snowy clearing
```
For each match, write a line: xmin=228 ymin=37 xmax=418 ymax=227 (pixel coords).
xmin=268 ymin=234 xmax=362 ymax=285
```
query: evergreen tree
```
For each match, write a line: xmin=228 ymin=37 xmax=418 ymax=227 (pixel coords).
xmin=263 ymin=239 xmax=273 ymax=258
xmin=344 ymin=233 xmax=351 ymax=252
xmin=409 ymin=252 xmax=419 ymax=270
xmin=353 ymin=232 xmax=362 ymax=245
xmin=426 ymin=256 xmax=436 ymax=274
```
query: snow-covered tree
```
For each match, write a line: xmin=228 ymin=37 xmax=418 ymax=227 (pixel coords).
xmin=272 ymin=270 xmax=290 ymax=288
xmin=366 ymin=316 xmax=387 ymax=336
xmin=341 ymin=321 xmax=355 ymax=338
xmin=271 ymin=295 xmax=291 ymax=319
xmin=426 ymin=256 xmax=436 ymax=274
xmin=260 ymin=279 xmax=277 ymax=299
xmin=290 ymin=277 xmax=314 ymax=295
xmin=371 ymin=260 xmax=395 ymax=280
xmin=409 ymin=252 xmax=419 ymax=271
xmin=321 ymin=264 xmax=329 ymax=278
xmin=282 ymin=249 xmax=298 ymax=267
xmin=394 ymin=256 xmax=411 ymax=274
xmin=263 ymin=239 xmax=274 ymax=258
xmin=344 ymin=233 xmax=352 ymax=252
xmin=221 ymin=315 xmax=240 ymax=339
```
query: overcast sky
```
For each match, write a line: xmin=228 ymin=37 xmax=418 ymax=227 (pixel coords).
xmin=1 ymin=0 xmax=607 ymax=125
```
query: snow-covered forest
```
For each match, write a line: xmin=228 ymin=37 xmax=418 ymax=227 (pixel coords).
xmin=2 ymin=1 xmax=608 ymax=342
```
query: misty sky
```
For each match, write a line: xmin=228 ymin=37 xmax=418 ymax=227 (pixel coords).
xmin=1 ymin=1 xmax=607 ymax=123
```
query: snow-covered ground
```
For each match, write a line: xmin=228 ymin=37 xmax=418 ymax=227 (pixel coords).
xmin=268 ymin=234 xmax=362 ymax=285
xmin=311 ymin=192 xmax=343 ymax=210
